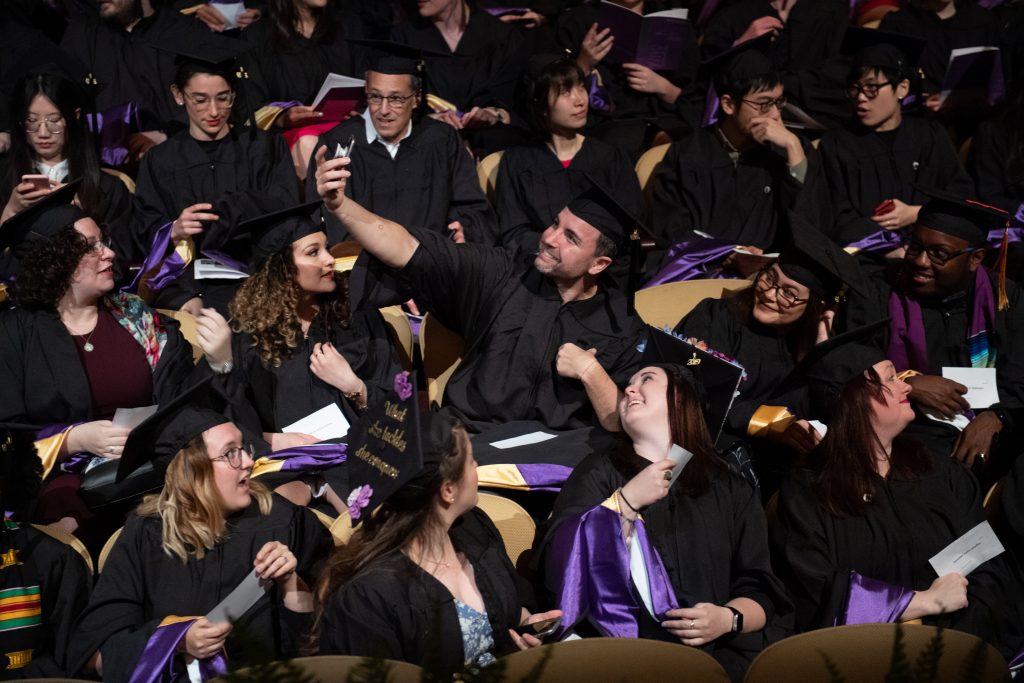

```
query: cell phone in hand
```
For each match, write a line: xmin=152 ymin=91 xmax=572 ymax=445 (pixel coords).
xmin=515 ymin=616 xmax=561 ymax=638
xmin=873 ymin=199 xmax=895 ymax=217
xmin=333 ymin=134 xmax=356 ymax=159
xmin=21 ymin=174 xmax=51 ymax=191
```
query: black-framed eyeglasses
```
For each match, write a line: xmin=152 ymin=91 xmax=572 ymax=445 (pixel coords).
xmin=23 ymin=117 xmax=65 ymax=134
xmin=182 ymin=91 xmax=236 ymax=109
xmin=902 ymin=237 xmax=975 ymax=266
xmin=741 ymin=96 xmax=786 ymax=115
xmin=846 ymin=81 xmax=894 ymax=100
xmin=366 ymin=93 xmax=416 ymax=107
xmin=756 ymin=267 xmax=810 ymax=308
xmin=211 ymin=444 xmax=255 ymax=469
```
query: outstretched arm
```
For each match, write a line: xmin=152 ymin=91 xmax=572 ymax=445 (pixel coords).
xmin=313 ymin=145 xmax=419 ymax=269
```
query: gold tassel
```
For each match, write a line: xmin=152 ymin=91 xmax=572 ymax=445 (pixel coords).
xmin=994 ymin=218 xmax=1010 ymax=311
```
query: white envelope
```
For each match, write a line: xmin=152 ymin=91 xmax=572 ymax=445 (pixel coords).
xmin=112 ymin=405 xmax=158 ymax=430
xmin=929 ymin=521 xmax=1005 ymax=577
xmin=209 ymin=1 xmax=245 ymax=29
xmin=206 ymin=569 xmax=267 ymax=624
xmin=489 ymin=431 xmax=558 ymax=450
xmin=941 ymin=367 xmax=999 ymax=409
xmin=282 ymin=403 xmax=349 ymax=441
xmin=666 ymin=444 xmax=694 ymax=487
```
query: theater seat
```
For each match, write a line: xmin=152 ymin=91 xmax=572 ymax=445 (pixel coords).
xmin=97 ymin=527 xmax=124 ymax=574
xmin=634 ymin=142 xmax=670 ymax=193
xmin=635 ymin=278 xmax=751 ymax=329
xmin=215 ymin=655 xmax=422 ymax=683
xmin=156 ymin=309 xmax=204 ymax=362
xmin=476 ymin=492 xmax=536 ymax=569
xmin=32 ymin=524 xmax=94 ymax=577
xmin=477 ymin=151 xmax=504 ymax=202
xmin=328 ymin=511 xmax=357 ymax=546
xmin=420 ymin=313 xmax=464 ymax=410
xmin=380 ymin=306 xmax=414 ymax=372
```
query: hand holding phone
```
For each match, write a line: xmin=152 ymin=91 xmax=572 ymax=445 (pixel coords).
xmin=334 ymin=134 xmax=356 ymax=160
xmin=514 ymin=616 xmax=561 ymax=638
xmin=21 ymin=174 xmax=51 ymax=192
xmin=873 ymin=199 xmax=895 ymax=217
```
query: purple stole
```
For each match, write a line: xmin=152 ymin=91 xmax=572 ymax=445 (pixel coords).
xmin=846 ymin=229 xmax=904 ymax=254
xmin=839 ymin=572 xmax=914 ymax=626
xmin=549 ymin=504 xmax=679 ymax=638
xmin=644 ymin=238 xmax=738 ymax=287
xmin=129 ymin=617 xmax=228 ymax=683
xmin=86 ymin=102 xmax=141 ymax=169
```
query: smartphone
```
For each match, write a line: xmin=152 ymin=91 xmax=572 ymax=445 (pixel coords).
xmin=333 ymin=134 xmax=356 ymax=160
xmin=873 ymin=199 xmax=895 ymax=217
xmin=21 ymin=174 xmax=51 ymax=191
xmin=515 ymin=616 xmax=561 ymax=638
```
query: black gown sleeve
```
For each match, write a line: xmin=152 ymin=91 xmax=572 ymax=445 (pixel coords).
xmin=968 ymin=118 xmax=1022 ymax=212
xmin=494 ymin=146 xmax=538 ymax=256
xmin=443 ymin=127 xmax=499 ymax=246
xmin=727 ymin=476 xmax=788 ymax=623
xmin=318 ymin=568 xmax=412 ymax=662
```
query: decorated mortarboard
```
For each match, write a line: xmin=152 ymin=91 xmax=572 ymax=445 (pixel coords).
xmin=116 ymin=375 xmax=225 ymax=482
xmin=345 ymin=370 xmax=424 ymax=525
xmin=640 ymin=327 xmax=746 ymax=441
xmin=0 ymin=179 xmax=85 ymax=258
xmin=840 ymin=26 xmax=926 ymax=78
xmin=777 ymin=210 xmax=867 ymax=300
xmin=701 ymin=33 xmax=775 ymax=83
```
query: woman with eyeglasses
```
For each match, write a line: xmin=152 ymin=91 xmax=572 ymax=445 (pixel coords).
xmin=0 ymin=189 xmax=228 ymax=551
xmin=1 ymin=70 xmax=135 ymax=277
xmin=68 ymin=409 xmax=331 ymax=680
xmin=131 ymin=41 xmax=297 ymax=316
xmin=819 ymin=30 xmax=974 ymax=263
xmin=674 ymin=214 xmax=866 ymax=498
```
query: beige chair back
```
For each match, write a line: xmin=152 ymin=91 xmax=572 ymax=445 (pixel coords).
xmin=328 ymin=511 xmax=357 ymax=546
xmin=477 ymin=151 xmax=504 ymax=201
xmin=420 ymin=313 xmax=464 ymax=409
xmin=476 ymin=492 xmax=536 ymax=568
xmin=214 ymin=655 xmax=422 ymax=683
xmin=102 ymin=167 xmax=137 ymax=193
xmin=500 ymin=637 xmax=730 ymax=683
xmin=380 ymin=306 xmax=415 ymax=372
xmin=634 ymin=143 xmax=670 ymax=192
xmin=635 ymin=279 xmax=751 ymax=329
xmin=97 ymin=526 xmax=124 ymax=573
xmin=743 ymin=623 xmax=1010 ymax=683
xmin=156 ymin=309 xmax=204 ymax=362
xmin=310 ymin=508 xmax=335 ymax=530
xmin=32 ymin=524 xmax=94 ymax=576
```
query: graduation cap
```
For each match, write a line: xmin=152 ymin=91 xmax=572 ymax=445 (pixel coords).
xmin=116 ymin=375 xmax=226 ymax=482
xmin=6 ymin=44 xmax=101 ymax=104
xmin=344 ymin=370 xmax=425 ymax=525
xmin=702 ymin=33 xmax=775 ymax=91
xmin=777 ymin=210 xmax=867 ymax=301
xmin=348 ymin=39 xmax=450 ymax=113
xmin=840 ymin=26 xmax=926 ymax=81
xmin=202 ymin=199 xmax=324 ymax=271
xmin=641 ymin=327 xmax=745 ymax=441
xmin=798 ymin=318 xmax=891 ymax=419
xmin=0 ymin=179 xmax=85 ymax=259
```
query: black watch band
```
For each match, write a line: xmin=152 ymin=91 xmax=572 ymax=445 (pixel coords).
xmin=725 ymin=605 xmax=743 ymax=633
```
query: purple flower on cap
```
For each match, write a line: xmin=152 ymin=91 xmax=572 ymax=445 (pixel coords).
xmin=394 ymin=371 xmax=413 ymax=401
xmin=347 ymin=485 xmax=373 ymax=519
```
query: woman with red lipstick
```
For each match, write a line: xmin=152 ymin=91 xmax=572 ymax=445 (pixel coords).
xmin=772 ymin=340 xmax=1024 ymax=659
xmin=495 ymin=53 xmax=642 ymax=260
xmin=1 ymin=70 xmax=135 ymax=276
xmin=132 ymin=41 xmax=297 ymax=316
xmin=819 ymin=28 xmax=974 ymax=259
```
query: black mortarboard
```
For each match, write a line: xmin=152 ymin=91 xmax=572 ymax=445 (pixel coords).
xmin=157 ymin=35 xmax=250 ymax=74
xmin=7 ymin=44 xmax=101 ymax=103
xmin=641 ymin=327 xmax=745 ymax=441
xmin=777 ymin=210 xmax=867 ymax=300
xmin=915 ymin=187 xmax=1009 ymax=246
xmin=566 ymin=172 xmax=644 ymax=250
xmin=117 ymin=375 xmax=225 ymax=482
xmin=241 ymin=200 xmax=324 ymax=270
xmin=348 ymin=38 xmax=446 ymax=77
xmin=0 ymin=179 xmax=85 ymax=259
xmin=702 ymin=33 xmax=775 ymax=85
xmin=841 ymin=26 xmax=926 ymax=80
xmin=345 ymin=370 xmax=425 ymax=525
xmin=799 ymin=319 xmax=892 ymax=419
xmin=525 ymin=51 xmax=574 ymax=81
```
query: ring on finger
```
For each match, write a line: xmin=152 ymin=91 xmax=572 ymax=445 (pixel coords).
xmin=663 ymin=470 xmax=672 ymax=481
xmin=689 ymin=619 xmax=696 ymax=630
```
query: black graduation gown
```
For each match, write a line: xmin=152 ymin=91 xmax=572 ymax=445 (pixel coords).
xmin=59 ymin=9 xmax=211 ymax=134
xmin=539 ymin=451 xmax=792 ymax=682
xmin=0 ymin=525 xmax=91 ymax=679
xmin=645 ymin=125 xmax=829 ymax=252
xmin=772 ymin=459 xmax=1024 ymax=659
xmin=819 ymin=116 xmax=975 ymax=247
xmin=66 ymin=495 xmax=332 ymax=680
xmin=241 ymin=12 xmax=365 ymax=106
xmin=700 ymin=0 xmax=850 ymax=128
xmin=0 ymin=304 xmax=201 ymax=427
xmin=131 ymin=128 xmax=297 ymax=312
xmin=228 ymin=309 xmax=402 ymax=437
xmin=305 ymin=115 xmax=498 ymax=245
xmin=318 ymin=508 xmax=522 ymax=678
xmin=553 ymin=2 xmax=701 ymax=159
xmin=878 ymin=2 xmax=1000 ymax=97
xmin=354 ymin=230 xmax=647 ymax=432
xmin=967 ymin=115 xmax=1024 ymax=213
xmin=675 ymin=297 xmax=809 ymax=446
xmin=494 ymin=137 xmax=642 ymax=258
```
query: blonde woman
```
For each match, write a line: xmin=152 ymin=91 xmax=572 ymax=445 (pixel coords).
xmin=67 ymin=410 xmax=331 ymax=680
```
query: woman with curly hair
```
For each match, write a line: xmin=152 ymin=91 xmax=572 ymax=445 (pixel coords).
xmin=0 ymin=185 xmax=230 ymax=549
xmin=223 ymin=201 xmax=401 ymax=508
xmin=68 ymin=409 xmax=330 ymax=680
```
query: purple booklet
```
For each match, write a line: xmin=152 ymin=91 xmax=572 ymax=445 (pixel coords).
xmin=311 ymin=73 xmax=366 ymax=122
xmin=939 ymin=46 xmax=1005 ymax=111
xmin=596 ymin=1 xmax=694 ymax=71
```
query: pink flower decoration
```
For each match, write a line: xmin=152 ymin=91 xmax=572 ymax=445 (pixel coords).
xmin=393 ymin=371 xmax=413 ymax=401
xmin=347 ymin=485 xmax=373 ymax=519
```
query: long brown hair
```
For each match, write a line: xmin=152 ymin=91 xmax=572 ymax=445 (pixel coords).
xmin=731 ymin=272 xmax=830 ymax=361
xmin=137 ymin=435 xmax=272 ymax=563
xmin=613 ymin=363 xmax=725 ymax=497
xmin=230 ymin=247 xmax=352 ymax=368
xmin=308 ymin=421 xmax=470 ymax=652
xmin=812 ymin=366 xmax=932 ymax=517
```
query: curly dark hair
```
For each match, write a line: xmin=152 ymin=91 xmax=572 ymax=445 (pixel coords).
xmin=230 ymin=248 xmax=352 ymax=367
xmin=11 ymin=227 xmax=92 ymax=311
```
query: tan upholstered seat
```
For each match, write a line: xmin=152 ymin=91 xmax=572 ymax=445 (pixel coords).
xmin=634 ymin=278 xmax=752 ymax=329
